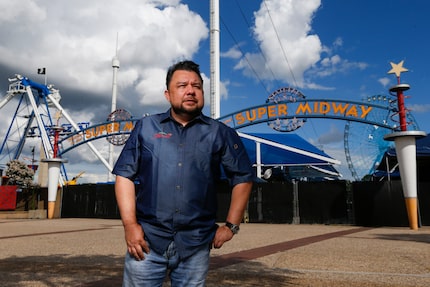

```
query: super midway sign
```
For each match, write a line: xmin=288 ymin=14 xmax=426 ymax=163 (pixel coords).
xmin=218 ymin=98 xmax=393 ymax=130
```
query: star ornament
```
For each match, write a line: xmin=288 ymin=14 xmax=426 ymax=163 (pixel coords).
xmin=388 ymin=60 xmax=408 ymax=77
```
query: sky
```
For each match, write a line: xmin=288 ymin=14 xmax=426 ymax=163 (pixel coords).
xmin=1 ymin=0 xmax=429 ymax=183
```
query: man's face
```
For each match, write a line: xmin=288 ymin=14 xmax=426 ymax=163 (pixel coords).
xmin=164 ymin=70 xmax=204 ymax=119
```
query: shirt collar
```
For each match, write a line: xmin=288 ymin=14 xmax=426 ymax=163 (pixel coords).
xmin=160 ymin=109 xmax=210 ymax=126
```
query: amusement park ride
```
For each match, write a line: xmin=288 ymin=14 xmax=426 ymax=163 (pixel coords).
xmin=0 ymin=74 xmax=113 ymax=185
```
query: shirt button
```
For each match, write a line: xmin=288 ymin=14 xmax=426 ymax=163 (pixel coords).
xmin=176 ymin=185 xmax=180 ymax=190
xmin=178 ymin=162 xmax=182 ymax=167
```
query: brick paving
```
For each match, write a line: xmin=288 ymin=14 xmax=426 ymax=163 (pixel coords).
xmin=0 ymin=218 xmax=429 ymax=286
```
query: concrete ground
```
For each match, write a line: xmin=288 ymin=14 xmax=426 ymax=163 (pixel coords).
xmin=0 ymin=218 xmax=429 ymax=286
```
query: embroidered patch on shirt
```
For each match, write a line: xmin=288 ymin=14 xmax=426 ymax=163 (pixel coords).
xmin=154 ymin=131 xmax=172 ymax=139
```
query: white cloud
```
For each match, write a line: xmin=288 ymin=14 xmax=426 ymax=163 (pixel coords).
xmin=0 ymin=0 xmax=46 ymax=24
xmin=241 ymin=0 xmax=322 ymax=87
xmin=378 ymin=77 xmax=390 ymax=87
xmin=408 ymin=103 xmax=430 ymax=113
xmin=311 ymin=55 xmax=368 ymax=79
xmin=0 ymin=0 xmax=209 ymax=179
xmin=232 ymin=0 xmax=367 ymax=91
xmin=221 ymin=45 xmax=243 ymax=59
xmin=0 ymin=0 xmax=208 ymax=110
xmin=317 ymin=124 xmax=344 ymax=145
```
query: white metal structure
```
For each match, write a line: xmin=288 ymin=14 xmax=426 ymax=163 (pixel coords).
xmin=108 ymin=51 xmax=120 ymax=181
xmin=210 ymin=0 xmax=220 ymax=119
xmin=0 ymin=75 xmax=113 ymax=175
xmin=238 ymin=132 xmax=341 ymax=179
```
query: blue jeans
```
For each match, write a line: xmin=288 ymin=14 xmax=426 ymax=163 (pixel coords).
xmin=122 ymin=241 xmax=210 ymax=287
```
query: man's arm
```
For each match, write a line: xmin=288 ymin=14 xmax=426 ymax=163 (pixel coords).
xmin=115 ymin=175 xmax=149 ymax=260
xmin=212 ymin=181 xmax=253 ymax=248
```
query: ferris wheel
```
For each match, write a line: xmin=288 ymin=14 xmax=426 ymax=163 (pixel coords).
xmin=344 ymin=94 xmax=418 ymax=181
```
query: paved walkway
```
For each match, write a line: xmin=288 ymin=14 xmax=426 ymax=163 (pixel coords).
xmin=0 ymin=218 xmax=429 ymax=286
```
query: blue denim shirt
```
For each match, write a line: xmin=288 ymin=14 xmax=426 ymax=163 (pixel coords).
xmin=112 ymin=110 xmax=253 ymax=259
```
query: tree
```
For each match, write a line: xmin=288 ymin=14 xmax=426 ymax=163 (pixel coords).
xmin=6 ymin=159 xmax=35 ymax=187
xmin=6 ymin=160 xmax=40 ymax=210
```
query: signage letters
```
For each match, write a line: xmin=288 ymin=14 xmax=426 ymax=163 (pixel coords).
xmin=227 ymin=101 xmax=373 ymax=127
xmin=65 ymin=121 xmax=135 ymax=146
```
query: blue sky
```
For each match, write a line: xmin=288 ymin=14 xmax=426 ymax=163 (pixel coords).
xmin=0 ymin=0 xmax=429 ymax=182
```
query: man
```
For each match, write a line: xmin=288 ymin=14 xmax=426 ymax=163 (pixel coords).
xmin=113 ymin=60 xmax=253 ymax=287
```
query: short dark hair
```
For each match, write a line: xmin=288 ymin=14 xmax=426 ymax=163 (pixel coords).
xmin=165 ymin=60 xmax=203 ymax=89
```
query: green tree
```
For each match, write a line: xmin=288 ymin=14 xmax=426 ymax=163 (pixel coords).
xmin=6 ymin=159 xmax=35 ymax=187
xmin=6 ymin=160 xmax=40 ymax=210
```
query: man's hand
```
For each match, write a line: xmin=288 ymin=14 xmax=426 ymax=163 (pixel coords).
xmin=212 ymin=225 xmax=234 ymax=249
xmin=124 ymin=222 xmax=150 ymax=260
xmin=115 ymin=176 xmax=148 ymax=260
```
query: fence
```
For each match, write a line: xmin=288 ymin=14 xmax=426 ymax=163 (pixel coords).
xmin=61 ymin=180 xmax=430 ymax=226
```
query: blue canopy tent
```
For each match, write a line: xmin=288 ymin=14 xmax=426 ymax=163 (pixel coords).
xmin=238 ymin=132 xmax=342 ymax=181
xmin=373 ymin=133 xmax=430 ymax=180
